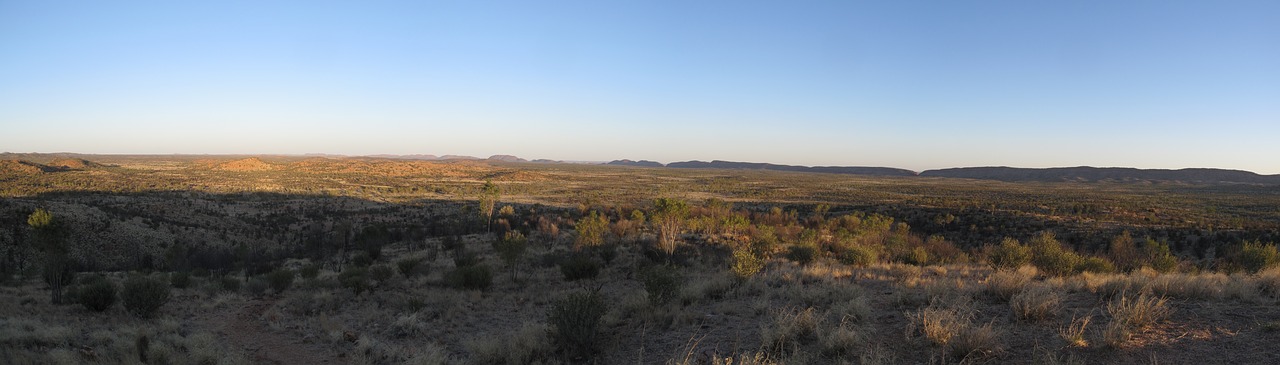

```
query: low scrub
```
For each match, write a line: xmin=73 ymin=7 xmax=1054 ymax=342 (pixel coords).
xmin=445 ymin=264 xmax=493 ymax=291
xmin=985 ymin=266 xmax=1037 ymax=301
xmin=266 ymin=268 xmax=295 ymax=294
xmin=547 ymin=290 xmax=608 ymax=359
xmin=642 ymin=266 xmax=683 ymax=305
xmin=77 ymin=276 xmax=117 ymax=312
xmin=122 ymin=275 xmax=171 ymax=318
xmin=559 ymin=254 xmax=600 ymax=281
xmin=761 ymin=307 xmax=821 ymax=352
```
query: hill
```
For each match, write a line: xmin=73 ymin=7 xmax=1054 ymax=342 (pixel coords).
xmin=920 ymin=166 xmax=1280 ymax=184
xmin=211 ymin=157 xmax=282 ymax=172
xmin=0 ymin=160 xmax=56 ymax=175
xmin=666 ymin=160 xmax=918 ymax=177
xmin=47 ymin=158 xmax=104 ymax=170
xmin=607 ymin=159 xmax=664 ymax=168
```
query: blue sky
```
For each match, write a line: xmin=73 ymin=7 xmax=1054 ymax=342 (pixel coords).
xmin=2 ymin=1 xmax=1277 ymax=173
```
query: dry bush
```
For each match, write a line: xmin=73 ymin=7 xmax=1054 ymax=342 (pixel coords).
xmin=831 ymin=295 xmax=872 ymax=323
xmin=1108 ymin=293 xmax=1171 ymax=329
xmin=949 ymin=321 xmax=1001 ymax=360
xmin=1149 ymin=273 xmax=1226 ymax=300
xmin=906 ymin=305 xmax=968 ymax=346
xmin=985 ymin=266 xmax=1037 ymax=301
xmin=1059 ymin=315 xmax=1092 ymax=348
xmin=820 ymin=316 xmax=863 ymax=357
xmin=761 ymin=307 xmax=821 ymax=352
xmin=1257 ymin=267 xmax=1280 ymax=297
xmin=1104 ymin=293 xmax=1171 ymax=348
xmin=1010 ymin=283 xmax=1063 ymax=321
xmin=406 ymin=342 xmax=456 ymax=365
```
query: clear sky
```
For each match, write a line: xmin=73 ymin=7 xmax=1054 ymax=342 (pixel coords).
xmin=2 ymin=1 xmax=1277 ymax=173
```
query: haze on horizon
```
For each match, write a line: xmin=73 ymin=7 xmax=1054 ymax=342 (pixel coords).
xmin=2 ymin=1 xmax=1277 ymax=174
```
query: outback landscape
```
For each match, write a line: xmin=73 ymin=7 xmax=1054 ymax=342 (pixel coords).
xmin=1 ymin=153 xmax=1278 ymax=364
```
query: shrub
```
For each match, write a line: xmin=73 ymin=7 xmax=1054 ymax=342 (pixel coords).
xmin=446 ymin=265 xmax=493 ymax=291
xmin=350 ymin=252 xmax=374 ymax=268
xmin=988 ymin=238 xmax=1031 ymax=270
xmin=370 ymin=264 xmax=395 ymax=283
xmin=266 ymin=268 xmax=294 ymax=294
xmin=339 ymin=267 xmax=369 ymax=295
xmin=641 ymin=266 xmax=682 ymax=305
xmin=77 ymin=276 xmax=117 ymax=312
xmin=1107 ymin=293 xmax=1170 ymax=330
xmin=122 ymin=275 xmax=171 ymax=318
xmin=904 ymin=246 xmax=930 ymax=266
xmin=1029 ymin=233 xmax=1082 ymax=277
xmin=453 ymin=246 xmax=480 ymax=268
xmin=838 ymin=245 xmax=879 ymax=267
xmin=559 ymin=254 xmax=600 ymax=281
xmin=396 ymin=258 xmax=424 ymax=278
xmin=1076 ymin=257 xmax=1116 ymax=274
xmin=299 ymin=263 xmax=321 ymax=280
xmin=245 ymin=277 xmax=269 ymax=297
xmin=219 ymin=276 xmax=241 ymax=292
xmin=731 ymin=248 xmax=765 ymax=279
xmin=1059 ymin=316 xmax=1091 ymax=348
xmin=494 ymin=231 xmax=529 ymax=280
xmin=547 ymin=290 xmax=607 ymax=359
xmin=785 ymin=245 xmax=816 ymax=266
xmin=949 ymin=322 xmax=1001 ymax=360
xmin=169 ymin=272 xmax=191 ymax=289
xmin=1238 ymin=241 xmax=1280 ymax=273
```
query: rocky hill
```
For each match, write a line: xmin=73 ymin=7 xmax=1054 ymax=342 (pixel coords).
xmin=606 ymin=159 xmax=664 ymax=168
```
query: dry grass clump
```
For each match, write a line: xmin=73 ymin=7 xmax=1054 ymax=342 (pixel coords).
xmin=1104 ymin=293 xmax=1171 ymax=348
xmin=819 ymin=316 xmax=864 ymax=357
xmin=985 ymin=265 xmax=1038 ymax=301
xmin=405 ymin=342 xmax=456 ymax=365
xmin=1010 ymin=283 xmax=1064 ymax=321
xmin=465 ymin=322 xmax=552 ymax=364
xmin=1058 ymin=315 xmax=1092 ymax=348
xmin=906 ymin=301 xmax=1002 ymax=360
xmin=1256 ymin=267 xmax=1280 ymax=297
xmin=1149 ymin=272 xmax=1227 ymax=300
xmin=761 ymin=307 xmax=821 ymax=352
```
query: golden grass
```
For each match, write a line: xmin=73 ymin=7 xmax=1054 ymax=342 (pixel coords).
xmin=985 ymin=265 xmax=1038 ymax=301
xmin=1010 ymin=283 xmax=1064 ymax=321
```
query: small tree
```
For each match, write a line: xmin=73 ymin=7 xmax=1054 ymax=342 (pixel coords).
xmin=478 ymin=181 xmax=499 ymax=232
xmin=574 ymin=211 xmax=609 ymax=250
xmin=650 ymin=198 xmax=690 ymax=255
xmin=1238 ymin=241 xmax=1279 ymax=273
xmin=493 ymin=231 xmax=528 ymax=282
xmin=28 ymin=209 xmax=72 ymax=304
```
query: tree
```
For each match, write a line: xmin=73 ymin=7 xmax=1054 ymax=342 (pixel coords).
xmin=28 ymin=209 xmax=71 ymax=304
xmin=650 ymin=198 xmax=690 ymax=255
xmin=574 ymin=211 xmax=609 ymax=250
xmin=493 ymin=231 xmax=528 ymax=282
xmin=478 ymin=181 xmax=499 ymax=232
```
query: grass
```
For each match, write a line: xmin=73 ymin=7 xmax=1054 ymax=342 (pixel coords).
xmin=1010 ymin=283 xmax=1064 ymax=321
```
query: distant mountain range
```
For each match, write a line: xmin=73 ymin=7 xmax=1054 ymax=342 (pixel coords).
xmin=919 ymin=166 xmax=1280 ymax=184
xmin=4 ymin=152 xmax=1278 ymax=185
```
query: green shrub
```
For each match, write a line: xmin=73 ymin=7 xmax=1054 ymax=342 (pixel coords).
xmin=905 ymin=246 xmax=930 ymax=266
xmin=77 ymin=276 xmax=117 ymax=312
xmin=988 ymin=238 xmax=1031 ymax=270
xmin=219 ymin=276 xmax=241 ymax=292
xmin=838 ymin=245 xmax=879 ymax=267
xmin=169 ymin=272 xmax=191 ymax=289
xmin=785 ymin=245 xmax=816 ymax=266
xmin=1238 ymin=241 xmax=1279 ymax=273
xmin=559 ymin=254 xmax=600 ymax=281
xmin=370 ymin=264 xmax=395 ymax=282
xmin=122 ymin=275 xmax=171 ymax=318
xmin=396 ymin=258 xmax=424 ymax=278
xmin=1028 ymin=233 xmax=1082 ymax=277
xmin=266 ymin=268 xmax=294 ymax=293
xmin=446 ymin=264 xmax=493 ymax=291
xmin=1077 ymin=257 xmax=1117 ymax=274
xmin=339 ymin=267 xmax=370 ymax=295
xmin=731 ymin=248 xmax=765 ymax=279
xmin=299 ymin=264 xmax=321 ymax=280
xmin=350 ymin=252 xmax=374 ymax=268
xmin=245 ymin=277 xmax=269 ymax=297
xmin=548 ymin=290 xmax=608 ymax=359
xmin=641 ymin=266 xmax=682 ymax=305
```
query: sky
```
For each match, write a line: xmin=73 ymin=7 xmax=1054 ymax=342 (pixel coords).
xmin=2 ymin=1 xmax=1278 ymax=173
